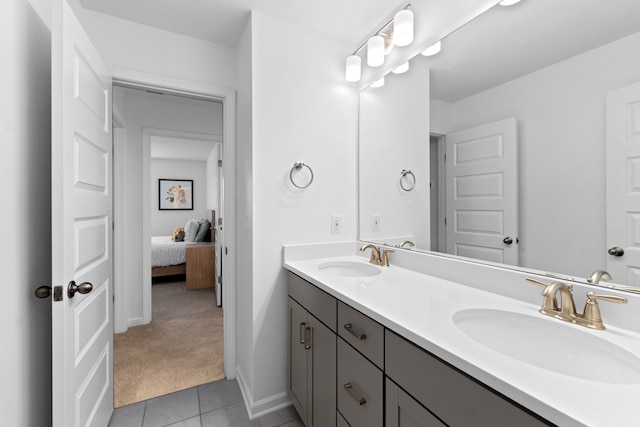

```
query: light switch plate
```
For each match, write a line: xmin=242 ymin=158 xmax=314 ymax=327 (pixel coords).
xmin=371 ymin=214 xmax=381 ymax=232
xmin=331 ymin=215 xmax=342 ymax=234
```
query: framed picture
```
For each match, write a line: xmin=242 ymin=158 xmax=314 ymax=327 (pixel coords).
xmin=159 ymin=179 xmax=193 ymax=210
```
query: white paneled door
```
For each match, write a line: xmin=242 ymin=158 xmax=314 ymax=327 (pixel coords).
xmin=606 ymin=82 xmax=640 ymax=287
xmin=446 ymin=118 xmax=518 ymax=265
xmin=52 ymin=1 xmax=113 ymax=426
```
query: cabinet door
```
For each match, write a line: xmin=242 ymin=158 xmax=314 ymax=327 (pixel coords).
xmin=337 ymin=338 xmax=383 ymax=427
xmin=288 ymin=298 xmax=309 ymax=422
xmin=386 ymin=379 xmax=446 ymax=427
xmin=308 ymin=314 xmax=337 ymax=427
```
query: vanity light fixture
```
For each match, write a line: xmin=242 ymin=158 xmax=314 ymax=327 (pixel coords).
xmin=370 ymin=76 xmax=385 ymax=88
xmin=393 ymin=8 xmax=414 ymax=47
xmin=344 ymin=3 xmax=413 ymax=82
xmin=367 ymin=34 xmax=385 ymax=67
xmin=421 ymin=40 xmax=442 ymax=56
xmin=345 ymin=55 xmax=362 ymax=82
xmin=392 ymin=61 xmax=409 ymax=74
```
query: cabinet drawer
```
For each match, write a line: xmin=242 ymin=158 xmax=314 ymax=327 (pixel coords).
xmin=337 ymin=338 xmax=383 ymax=427
xmin=338 ymin=301 xmax=384 ymax=369
xmin=385 ymin=330 xmax=551 ymax=427
xmin=288 ymin=272 xmax=337 ymax=332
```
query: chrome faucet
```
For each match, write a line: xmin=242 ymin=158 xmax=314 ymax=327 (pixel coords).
xmin=587 ymin=270 xmax=612 ymax=285
xmin=360 ymin=244 xmax=394 ymax=267
xmin=527 ymin=277 xmax=628 ymax=330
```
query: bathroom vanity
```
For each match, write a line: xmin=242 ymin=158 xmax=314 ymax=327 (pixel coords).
xmin=284 ymin=242 xmax=640 ymax=427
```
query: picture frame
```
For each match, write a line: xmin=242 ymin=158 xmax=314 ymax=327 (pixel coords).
xmin=159 ymin=179 xmax=193 ymax=210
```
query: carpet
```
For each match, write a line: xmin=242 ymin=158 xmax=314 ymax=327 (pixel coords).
xmin=114 ymin=279 xmax=224 ymax=407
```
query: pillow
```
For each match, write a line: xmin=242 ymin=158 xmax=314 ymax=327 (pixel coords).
xmin=172 ymin=227 xmax=185 ymax=242
xmin=195 ymin=219 xmax=211 ymax=242
xmin=184 ymin=219 xmax=200 ymax=242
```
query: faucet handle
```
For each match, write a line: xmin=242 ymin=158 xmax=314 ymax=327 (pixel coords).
xmin=381 ymin=248 xmax=394 ymax=267
xmin=525 ymin=277 xmax=548 ymax=287
xmin=587 ymin=292 xmax=628 ymax=304
xmin=581 ymin=292 xmax=628 ymax=330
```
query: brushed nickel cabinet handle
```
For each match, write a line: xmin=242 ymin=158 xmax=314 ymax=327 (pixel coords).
xmin=299 ymin=322 xmax=306 ymax=345
xmin=343 ymin=383 xmax=366 ymax=405
xmin=304 ymin=327 xmax=311 ymax=350
xmin=344 ymin=323 xmax=367 ymax=341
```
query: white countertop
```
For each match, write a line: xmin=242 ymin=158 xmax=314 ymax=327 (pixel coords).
xmin=284 ymin=252 xmax=640 ymax=427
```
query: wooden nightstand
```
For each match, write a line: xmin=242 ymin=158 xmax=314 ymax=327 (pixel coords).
xmin=185 ymin=242 xmax=215 ymax=290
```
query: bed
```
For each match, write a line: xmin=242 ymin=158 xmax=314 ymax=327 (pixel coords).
xmin=151 ymin=210 xmax=215 ymax=279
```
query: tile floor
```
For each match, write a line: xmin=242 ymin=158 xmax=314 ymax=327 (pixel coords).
xmin=108 ymin=378 xmax=303 ymax=427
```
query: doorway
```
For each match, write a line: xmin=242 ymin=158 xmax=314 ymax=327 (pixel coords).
xmin=111 ymin=79 xmax=235 ymax=406
xmin=430 ymin=133 xmax=446 ymax=253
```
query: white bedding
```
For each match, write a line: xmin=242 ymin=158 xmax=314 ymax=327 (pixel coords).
xmin=151 ymin=236 xmax=186 ymax=267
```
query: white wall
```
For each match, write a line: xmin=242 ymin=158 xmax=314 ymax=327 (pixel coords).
xmin=235 ymin=13 xmax=255 ymax=404
xmin=432 ymin=31 xmax=640 ymax=279
xmin=235 ymin=10 xmax=358 ymax=415
xmin=78 ymin=8 xmax=237 ymax=89
xmin=1 ymin=0 xmax=52 ymax=425
xmin=359 ymin=60 xmax=430 ymax=247
xmin=114 ymin=88 xmax=221 ymax=327
xmin=150 ymin=159 xmax=208 ymax=236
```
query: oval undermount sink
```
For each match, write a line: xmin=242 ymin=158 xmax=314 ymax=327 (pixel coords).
xmin=317 ymin=261 xmax=381 ymax=278
xmin=453 ymin=308 xmax=640 ymax=384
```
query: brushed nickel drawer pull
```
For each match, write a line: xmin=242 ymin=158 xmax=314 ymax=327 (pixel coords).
xmin=344 ymin=383 xmax=366 ymax=405
xmin=344 ymin=323 xmax=367 ymax=340
xmin=299 ymin=322 xmax=306 ymax=345
xmin=304 ymin=326 xmax=312 ymax=350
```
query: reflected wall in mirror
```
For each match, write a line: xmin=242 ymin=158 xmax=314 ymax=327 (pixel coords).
xmin=359 ymin=60 xmax=430 ymax=247
xmin=358 ymin=0 xmax=640 ymax=291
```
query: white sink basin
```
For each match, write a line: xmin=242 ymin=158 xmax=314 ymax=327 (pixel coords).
xmin=317 ymin=261 xmax=381 ymax=278
xmin=453 ymin=308 xmax=640 ymax=384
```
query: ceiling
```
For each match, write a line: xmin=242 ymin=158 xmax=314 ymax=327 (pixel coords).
xmin=81 ymin=0 xmax=640 ymax=102
xmin=116 ymin=86 xmax=221 ymax=161
xmin=427 ymin=0 xmax=640 ymax=102
xmin=77 ymin=0 xmax=404 ymax=47
xmin=150 ymin=135 xmax=219 ymax=161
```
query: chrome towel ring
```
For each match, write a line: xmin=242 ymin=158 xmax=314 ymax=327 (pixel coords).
xmin=400 ymin=169 xmax=416 ymax=191
xmin=290 ymin=161 xmax=314 ymax=189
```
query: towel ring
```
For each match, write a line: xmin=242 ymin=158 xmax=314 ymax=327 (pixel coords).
xmin=290 ymin=162 xmax=314 ymax=189
xmin=400 ymin=169 xmax=416 ymax=191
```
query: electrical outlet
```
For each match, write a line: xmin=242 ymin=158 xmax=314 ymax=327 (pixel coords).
xmin=331 ymin=215 xmax=342 ymax=234
xmin=371 ymin=214 xmax=381 ymax=232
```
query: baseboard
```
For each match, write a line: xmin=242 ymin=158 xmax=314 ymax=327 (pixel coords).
xmin=127 ymin=317 xmax=145 ymax=328
xmin=236 ymin=367 xmax=292 ymax=420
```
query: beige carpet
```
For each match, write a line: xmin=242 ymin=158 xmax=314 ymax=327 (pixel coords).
xmin=114 ymin=279 xmax=224 ymax=407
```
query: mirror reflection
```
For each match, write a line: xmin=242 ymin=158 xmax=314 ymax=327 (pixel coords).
xmin=358 ymin=0 xmax=640 ymax=291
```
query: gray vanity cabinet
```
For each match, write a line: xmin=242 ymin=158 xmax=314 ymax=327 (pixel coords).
xmin=386 ymin=379 xmax=446 ymax=427
xmin=337 ymin=338 xmax=383 ymax=427
xmin=385 ymin=330 xmax=552 ymax=427
xmin=287 ymin=271 xmax=553 ymax=427
xmin=288 ymin=273 xmax=337 ymax=427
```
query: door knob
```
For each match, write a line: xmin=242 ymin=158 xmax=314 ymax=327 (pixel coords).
xmin=608 ymin=247 xmax=625 ymax=257
xmin=503 ymin=237 xmax=513 ymax=245
xmin=67 ymin=281 xmax=93 ymax=298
